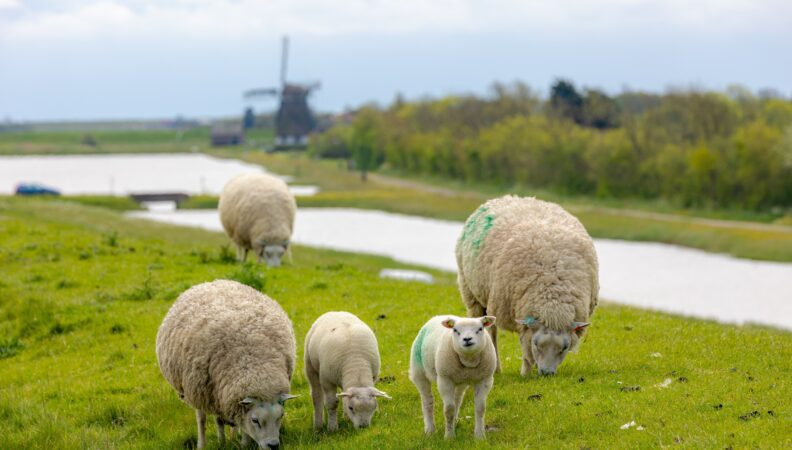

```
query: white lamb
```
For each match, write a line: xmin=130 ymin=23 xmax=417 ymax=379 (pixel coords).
xmin=218 ymin=172 xmax=296 ymax=267
xmin=456 ymin=195 xmax=599 ymax=376
xmin=156 ymin=280 xmax=298 ymax=449
xmin=409 ymin=315 xmax=496 ymax=439
xmin=304 ymin=311 xmax=391 ymax=431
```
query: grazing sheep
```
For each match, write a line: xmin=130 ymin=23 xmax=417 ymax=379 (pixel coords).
xmin=409 ymin=315 xmax=496 ymax=439
xmin=304 ymin=311 xmax=391 ymax=431
xmin=156 ymin=280 xmax=298 ymax=449
xmin=219 ymin=172 xmax=296 ymax=267
xmin=456 ymin=195 xmax=599 ymax=376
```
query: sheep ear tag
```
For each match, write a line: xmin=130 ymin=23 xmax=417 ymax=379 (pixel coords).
xmin=441 ymin=318 xmax=456 ymax=329
xmin=570 ymin=322 xmax=591 ymax=332
xmin=516 ymin=316 xmax=538 ymax=327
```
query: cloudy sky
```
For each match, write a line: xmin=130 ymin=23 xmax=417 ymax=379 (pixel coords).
xmin=1 ymin=0 xmax=790 ymax=121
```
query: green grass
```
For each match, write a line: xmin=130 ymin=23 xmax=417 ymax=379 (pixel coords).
xmin=0 ymin=198 xmax=789 ymax=449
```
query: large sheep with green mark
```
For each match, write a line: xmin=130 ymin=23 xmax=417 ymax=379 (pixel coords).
xmin=455 ymin=195 xmax=599 ymax=376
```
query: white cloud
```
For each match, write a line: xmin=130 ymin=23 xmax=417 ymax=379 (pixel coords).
xmin=1 ymin=0 xmax=790 ymax=42
xmin=0 ymin=0 xmax=19 ymax=10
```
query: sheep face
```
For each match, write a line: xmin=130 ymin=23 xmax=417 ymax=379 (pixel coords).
xmin=256 ymin=243 xmax=287 ymax=267
xmin=239 ymin=395 xmax=296 ymax=449
xmin=441 ymin=316 xmax=496 ymax=357
xmin=522 ymin=321 xmax=590 ymax=376
xmin=338 ymin=387 xmax=391 ymax=428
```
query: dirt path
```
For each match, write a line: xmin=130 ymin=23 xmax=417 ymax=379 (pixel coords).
xmin=370 ymin=173 xmax=792 ymax=234
xmin=581 ymin=207 xmax=792 ymax=233
xmin=368 ymin=173 xmax=467 ymax=197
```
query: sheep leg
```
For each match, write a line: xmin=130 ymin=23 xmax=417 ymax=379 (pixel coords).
xmin=323 ymin=383 xmax=339 ymax=431
xmin=519 ymin=330 xmax=536 ymax=377
xmin=489 ymin=323 xmax=500 ymax=373
xmin=453 ymin=385 xmax=467 ymax=422
xmin=412 ymin=373 xmax=435 ymax=434
xmin=195 ymin=410 xmax=206 ymax=449
xmin=305 ymin=360 xmax=324 ymax=430
xmin=236 ymin=244 xmax=247 ymax=262
xmin=473 ymin=377 xmax=493 ymax=439
xmin=214 ymin=416 xmax=225 ymax=445
xmin=437 ymin=376 xmax=457 ymax=439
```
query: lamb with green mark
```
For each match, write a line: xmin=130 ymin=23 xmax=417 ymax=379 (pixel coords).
xmin=409 ymin=315 xmax=497 ymax=439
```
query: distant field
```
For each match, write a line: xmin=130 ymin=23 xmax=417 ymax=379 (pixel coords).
xmin=0 ymin=128 xmax=273 ymax=155
xmin=0 ymin=199 xmax=789 ymax=449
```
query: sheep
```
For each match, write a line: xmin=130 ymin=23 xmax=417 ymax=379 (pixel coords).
xmin=304 ymin=311 xmax=391 ymax=431
xmin=455 ymin=195 xmax=599 ymax=377
xmin=218 ymin=172 xmax=297 ymax=267
xmin=409 ymin=315 xmax=496 ymax=439
xmin=156 ymin=279 xmax=298 ymax=449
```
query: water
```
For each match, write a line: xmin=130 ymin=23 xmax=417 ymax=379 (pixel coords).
xmin=0 ymin=153 xmax=318 ymax=196
xmin=129 ymin=207 xmax=792 ymax=331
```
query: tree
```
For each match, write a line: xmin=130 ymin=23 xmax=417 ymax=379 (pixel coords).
xmin=550 ymin=79 xmax=584 ymax=124
xmin=582 ymin=89 xmax=621 ymax=129
xmin=349 ymin=108 xmax=384 ymax=182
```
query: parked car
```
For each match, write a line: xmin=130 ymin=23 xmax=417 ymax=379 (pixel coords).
xmin=14 ymin=183 xmax=60 ymax=196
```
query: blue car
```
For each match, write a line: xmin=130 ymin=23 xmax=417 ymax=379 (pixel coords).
xmin=15 ymin=183 xmax=61 ymax=196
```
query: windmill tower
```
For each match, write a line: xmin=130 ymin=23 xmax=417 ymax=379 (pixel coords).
xmin=244 ymin=36 xmax=320 ymax=148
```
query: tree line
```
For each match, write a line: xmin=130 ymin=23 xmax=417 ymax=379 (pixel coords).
xmin=309 ymin=80 xmax=792 ymax=210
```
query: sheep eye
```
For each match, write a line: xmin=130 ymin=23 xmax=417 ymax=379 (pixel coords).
xmin=348 ymin=406 xmax=354 ymax=412
xmin=477 ymin=327 xmax=483 ymax=333
xmin=252 ymin=417 xmax=260 ymax=426
xmin=453 ymin=329 xmax=460 ymax=335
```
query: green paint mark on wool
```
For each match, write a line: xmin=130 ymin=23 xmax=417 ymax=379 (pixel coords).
xmin=472 ymin=213 xmax=495 ymax=250
xmin=412 ymin=324 xmax=431 ymax=368
xmin=461 ymin=206 xmax=495 ymax=252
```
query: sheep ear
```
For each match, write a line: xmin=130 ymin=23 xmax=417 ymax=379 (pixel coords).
xmin=570 ymin=322 xmax=590 ymax=332
xmin=480 ymin=316 xmax=496 ymax=328
xmin=239 ymin=397 xmax=255 ymax=407
xmin=336 ymin=391 xmax=351 ymax=399
xmin=516 ymin=316 xmax=539 ymax=328
xmin=441 ymin=317 xmax=456 ymax=329
xmin=278 ymin=393 xmax=299 ymax=405
xmin=373 ymin=389 xmax=392 ymax=400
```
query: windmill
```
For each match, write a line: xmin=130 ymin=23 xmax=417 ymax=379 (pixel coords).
xmin=244 ymin=36 xmax=320 ymax=148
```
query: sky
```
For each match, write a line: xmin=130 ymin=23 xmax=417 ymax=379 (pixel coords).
xmin=1 ymin=0 xmax=791 ymax=121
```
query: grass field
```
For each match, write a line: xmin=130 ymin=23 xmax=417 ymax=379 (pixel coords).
xmin=0 ymin=128 xmax=274 ymax=155
xmin=1 ymin=198 xmax=789 ymax=449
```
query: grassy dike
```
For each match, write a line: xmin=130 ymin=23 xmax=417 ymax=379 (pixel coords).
xmin=1 ymin=198 xmax=790 ymax=449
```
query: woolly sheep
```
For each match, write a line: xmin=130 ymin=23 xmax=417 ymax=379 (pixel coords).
xmin=219 ymin=172 xmax=297 ymax=267
xmin=455 ymin=195 xmax=599 ymax=376
xmin=304 ymin=311 xmax=391 ymax=431
xmin=156 ymin=280 xmax=298 ymax=449
xmin=409 ymin=315 xmax=496 ymax=439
